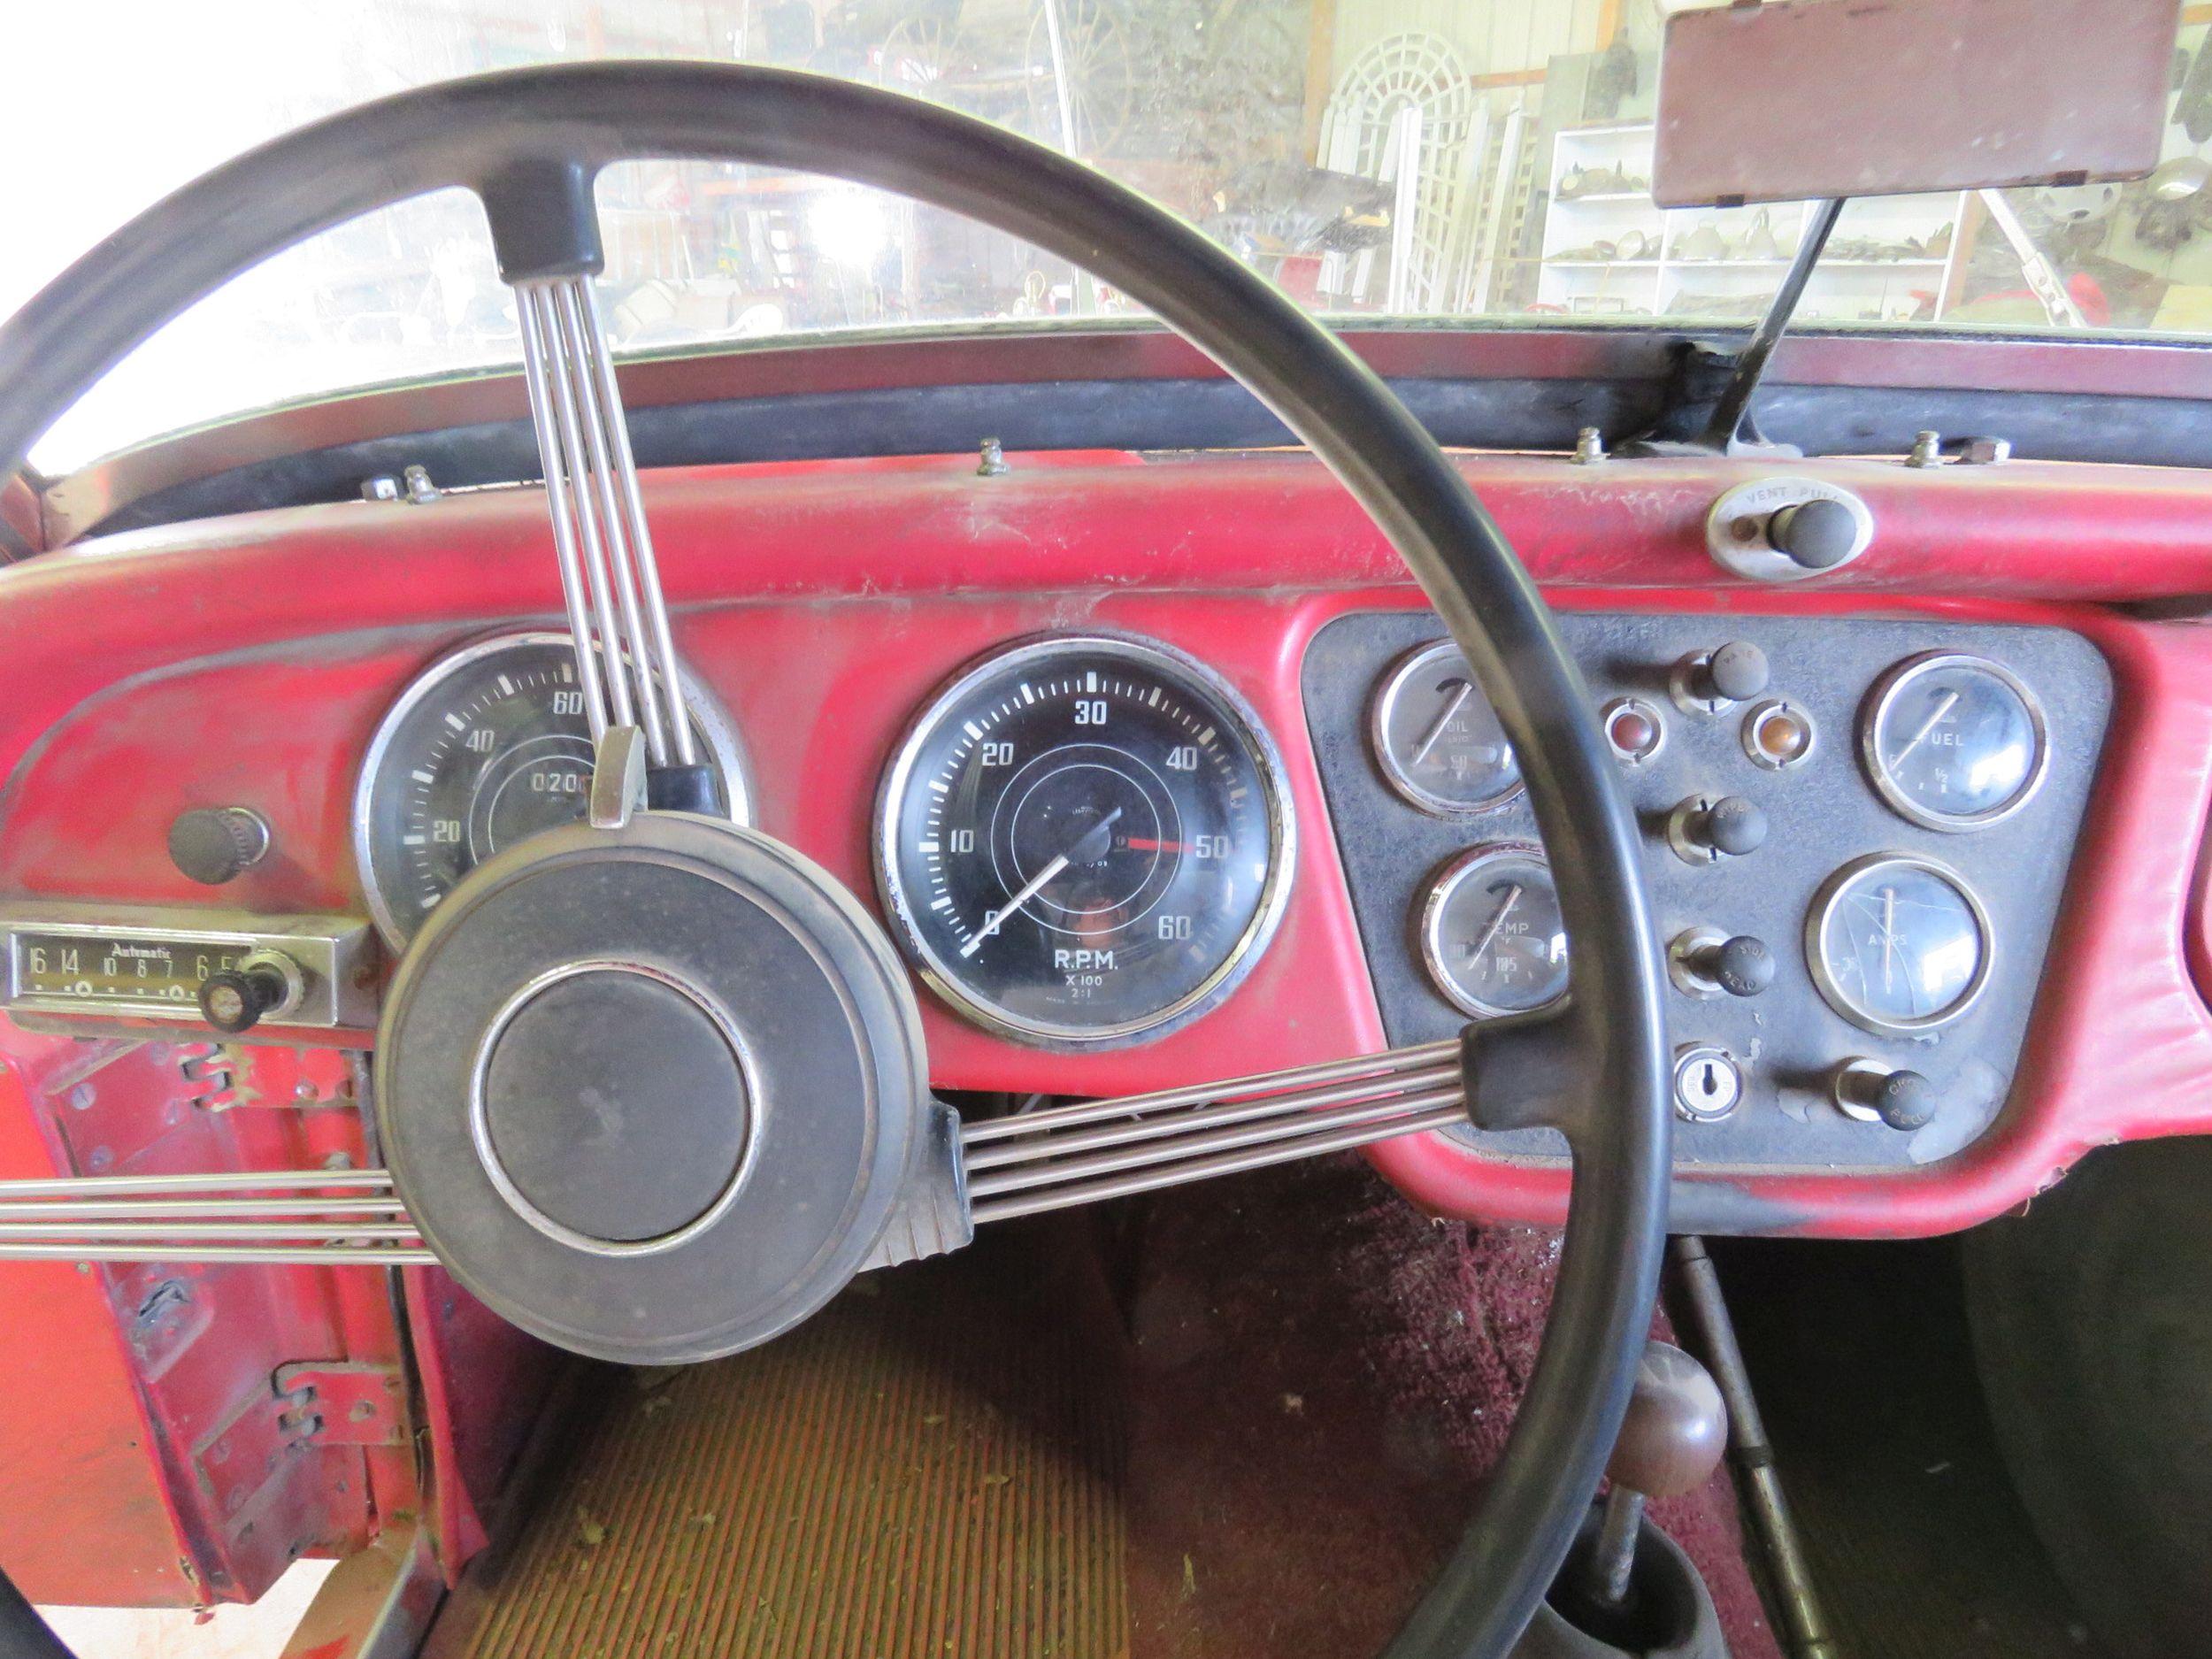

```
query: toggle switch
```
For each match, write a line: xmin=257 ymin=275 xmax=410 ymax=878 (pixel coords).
xmin=1670 ymin=928 xmax=1776 ymax=999
xmin=1667 ymin=794 xmax=1768 ymax=865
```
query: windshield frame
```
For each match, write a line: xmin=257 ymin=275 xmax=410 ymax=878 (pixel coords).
xmin=27 ymin=317 xmax=2212 ymax=548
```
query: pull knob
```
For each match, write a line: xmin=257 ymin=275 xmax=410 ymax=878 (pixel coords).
xmin=1679 ymin=641 xmax=1770 ymax=705
xmin=1768 ymin=498 xmax=1859 ymax=571
xmin=1671 ymin=930 xmax=1775 ymax=998
xmin=1669 ymin=794 xmax=1768 ymax=864
xmin=1833 ymin=1060 xmax=1939 ymax=1130
xmin=168 ymin=807 xmax=270 ymax=886
xmin=198 ymin=950 xmax=304 ymax=1035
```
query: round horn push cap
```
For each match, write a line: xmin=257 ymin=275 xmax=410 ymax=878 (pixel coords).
xmin=376 ymin=813 xmax=928 ymax=1363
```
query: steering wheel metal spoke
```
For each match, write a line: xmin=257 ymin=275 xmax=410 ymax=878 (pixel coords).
xmin=512 ymin=265 xmax=698 ymax=789
xmin=0 ymin=1167 xmax=434 ymax=1264
xmin=0 ymin=1040 xmax=1479 ymax=1264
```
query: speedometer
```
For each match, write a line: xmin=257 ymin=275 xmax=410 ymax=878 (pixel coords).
xmin=875 ymin=635 xmax=1294 ymax=1046
xmin=355 ymin=632 xmax=748 ymax=946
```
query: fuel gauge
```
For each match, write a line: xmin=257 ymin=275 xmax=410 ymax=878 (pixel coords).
xmin=1371 ymin=641 xmax=1523 ymax=816
xmin=1418 ymin=843 xmax=1570 ymax=1019
xmin=1862 ymin=653 xmax=2047 ymax=831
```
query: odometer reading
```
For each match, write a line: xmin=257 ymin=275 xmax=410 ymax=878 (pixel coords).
xmin=357 ymin=633 xmax=746 ymax=945
xmin=877 ymin=636 xmax=1293 ymax=1045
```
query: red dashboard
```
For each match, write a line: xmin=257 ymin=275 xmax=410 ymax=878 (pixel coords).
xmin=4 ymin=443 xmax=2212 ymax=1605
xmin=2 ymin=449 xmax=2210 ymax=1236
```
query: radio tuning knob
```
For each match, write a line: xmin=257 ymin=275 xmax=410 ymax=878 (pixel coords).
xmin=198 ymin=949 xmax=305 ymax=1035
xmin=169 ymin=807 xmax=271 ymax=886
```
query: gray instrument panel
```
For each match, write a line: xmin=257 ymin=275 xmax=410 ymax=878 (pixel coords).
xmin=1302 ymin=611 xmax=2113 ymax=1171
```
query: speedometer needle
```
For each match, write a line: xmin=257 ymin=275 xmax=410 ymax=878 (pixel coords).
xmin=960 ymin=808 xmax=1125 ymax=958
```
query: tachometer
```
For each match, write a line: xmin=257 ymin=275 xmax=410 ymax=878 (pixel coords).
xmin=875 ymin=635 xmax=1294 ymax=1046
xmin=356 ymin=632 xmax=747 ymax=946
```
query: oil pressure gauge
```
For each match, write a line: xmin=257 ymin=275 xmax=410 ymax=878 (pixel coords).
xmin=1370 ymin=641 xmax=1523 ymax=815
xmin=1861 ymin=653 xmax=2047 ymax=831
xmin=1418 ymin=843 xmax=1570 ymax=1019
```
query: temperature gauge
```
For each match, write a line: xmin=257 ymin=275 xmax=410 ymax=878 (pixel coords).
xmin=1418 ymin=843 xmax=1570 ymax=1019
xmin=1861 ymin=653 xmax=2047 ymax=831
xmin=1371 ymin=641 xmax=1523 ymax=816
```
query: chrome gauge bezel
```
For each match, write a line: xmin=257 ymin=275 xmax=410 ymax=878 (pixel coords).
xmin=872 ymin=633 xmax=1297 ymax=1049
xmin=1805 ymin=851 xmax=1993 ymax=1037
xmin=1417 ymin=841 xmax=1569 ymax=1021
xmin=353 ymin=629 xmax=751 ymax=949
xmin=1368 ymin=639 xmax=1526 ymax=818
xmin=1859 ymin=651 xmax=2049 ymax=833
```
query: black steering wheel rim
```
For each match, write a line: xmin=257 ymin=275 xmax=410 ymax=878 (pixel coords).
xmin=0 ymin=62 xmax=1671 ymax=1658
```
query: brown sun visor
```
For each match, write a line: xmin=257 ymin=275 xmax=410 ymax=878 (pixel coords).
xmin=1653 ymin=0 xmax=2178 ymax=208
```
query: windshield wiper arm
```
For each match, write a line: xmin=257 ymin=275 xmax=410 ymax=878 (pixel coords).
xmin=1623 ymin=196 xmax=1846 ymax=459
xmin=1699 ymin=196 xmax=1846 ymax=453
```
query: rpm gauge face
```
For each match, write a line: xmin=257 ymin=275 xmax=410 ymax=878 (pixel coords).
xmin=876 ymin=636 xmax=1294 ymax=1045
xmin=356 ymin=633 xmax=746 ymax=945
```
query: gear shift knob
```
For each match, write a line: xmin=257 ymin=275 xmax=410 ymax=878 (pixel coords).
xmin=1578 ymin=1340 xmax=1731 ymax=1614
xmin=1607 ymin=1340 xmax=1730 ymax=1501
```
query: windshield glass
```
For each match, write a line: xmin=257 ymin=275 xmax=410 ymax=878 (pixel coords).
xmin=10 ymin=2 xmax=2200 ymax=471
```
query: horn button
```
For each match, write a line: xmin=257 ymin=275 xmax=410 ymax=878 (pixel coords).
xmin=476 ymin=964 xmax=754 ymax=1248
xmin=376 ymin=814 xmax=930 ymax=1364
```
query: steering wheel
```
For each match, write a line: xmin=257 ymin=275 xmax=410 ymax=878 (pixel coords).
xmin=0 ymin=64 xmax=1670 ymax=1658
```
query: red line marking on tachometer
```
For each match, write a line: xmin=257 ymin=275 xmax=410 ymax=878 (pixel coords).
xmin=1122 ymin=837 xmax=1187 ymax=851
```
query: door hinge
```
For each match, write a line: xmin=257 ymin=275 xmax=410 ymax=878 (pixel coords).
xmin=275 ymin=1362 xmax=408 ymax=1448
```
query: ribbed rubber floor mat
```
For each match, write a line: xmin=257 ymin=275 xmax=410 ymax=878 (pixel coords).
xmin=427 ymin=1242 xmax=1128 ymax=1659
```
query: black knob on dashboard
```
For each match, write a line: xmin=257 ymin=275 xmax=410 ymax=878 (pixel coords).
xmin=1768 ymin=498 xmax=1859 ymax=571
xmin=1704 ymin=641 xmax=1770 ymax=702
xmin=1687 ymin=795 xmax=1768 ymax=858
xmin=199 ymin=965 xmax=289 ymax=1034
xmin=1837 ymin=1064 xmax=1939 ymax=1131
xmin=169 ymin=807 xmax=271 ymax=886
xmin=1691 ymin=934 xmax=1775 ymax=998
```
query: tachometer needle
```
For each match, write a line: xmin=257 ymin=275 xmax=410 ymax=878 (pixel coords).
xmin=1410 ymin=681 xmax=1475 ymax=767
xmin=1890 ymin=690 xmax=1960 ymax=769
xmin=963 ymin=856 xmax=1069 ymax=957
xmin=960 ymin=808 xmax=1125 ymax=958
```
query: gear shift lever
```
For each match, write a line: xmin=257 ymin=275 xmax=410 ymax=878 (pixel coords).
xmin=1582 ymin=1340 xmax=1730 ymax=1607
xmin=1512 ymin=1339 xmax=1733 ymax=1656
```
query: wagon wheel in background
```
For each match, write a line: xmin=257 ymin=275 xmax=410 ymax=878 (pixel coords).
xmin=1025 ymin=0 xmax=1135 ymax=156
xmin=878 ymin=12 xmax=966 ymax=104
